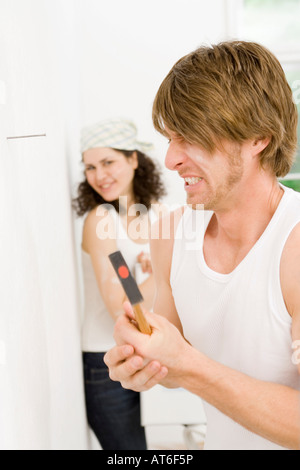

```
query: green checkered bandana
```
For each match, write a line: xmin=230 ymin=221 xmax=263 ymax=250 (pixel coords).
xmin=80 ymin=118 xmax=154 ymax=154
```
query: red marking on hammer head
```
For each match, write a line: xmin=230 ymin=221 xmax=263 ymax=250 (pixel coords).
xmin=118 ymin=265 xmax=129 ymax=279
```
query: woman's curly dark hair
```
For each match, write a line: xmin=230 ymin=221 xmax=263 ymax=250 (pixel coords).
xmin=72 ymin=149 xmax=167 ymax=216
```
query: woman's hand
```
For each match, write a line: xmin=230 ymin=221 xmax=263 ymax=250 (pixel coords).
xmin=137 ymin=251 xmax=152 ymax=274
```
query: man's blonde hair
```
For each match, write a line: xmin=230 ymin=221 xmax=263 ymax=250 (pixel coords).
xmin=152 ymin=41 xmax=298 ymax=177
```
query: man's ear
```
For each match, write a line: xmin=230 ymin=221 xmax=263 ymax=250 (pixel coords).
xmin=252 ymin=137 xmax=271 ymax=155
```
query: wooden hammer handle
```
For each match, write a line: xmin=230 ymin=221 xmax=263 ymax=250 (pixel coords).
xmin=133 ymin=304 xmax=152 ymax=335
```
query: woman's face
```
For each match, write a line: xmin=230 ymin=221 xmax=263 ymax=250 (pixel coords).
xmin=83 ymin=147 xmax=138 ymax=203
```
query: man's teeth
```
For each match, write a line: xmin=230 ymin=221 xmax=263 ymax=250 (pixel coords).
xmin=184 ymin=177 xmax=202 ymax=185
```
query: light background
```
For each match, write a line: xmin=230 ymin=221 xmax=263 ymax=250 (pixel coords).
xmin=0 ymin=0 xmax=299 ymax=450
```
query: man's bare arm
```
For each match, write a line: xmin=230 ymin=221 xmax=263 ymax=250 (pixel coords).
xmin=106 ymin=221 xmax=300 ymax=450
xmin=107 ymin=299 xmax=300 ymax=449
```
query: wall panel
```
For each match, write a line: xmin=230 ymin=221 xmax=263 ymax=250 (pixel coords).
xmin=0 ymin=0 xmax=88 ymax=450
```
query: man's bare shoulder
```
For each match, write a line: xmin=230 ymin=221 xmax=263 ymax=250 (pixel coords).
xmin=281 ymin=221 xmax=300 ymax=266
xmin=281 ymin=221 xmax=300 ymax=318
xmin=281 ymin=222 xmax=300 ymax=374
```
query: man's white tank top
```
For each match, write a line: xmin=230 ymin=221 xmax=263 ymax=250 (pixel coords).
xmin=170 ymin=184 xmax=300 ymax=450
xmin=81 ymin=207 xmax=154 ymax=353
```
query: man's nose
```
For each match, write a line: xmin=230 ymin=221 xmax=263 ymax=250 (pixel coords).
xmin=164 ymin=142 xmax=185 ymax=171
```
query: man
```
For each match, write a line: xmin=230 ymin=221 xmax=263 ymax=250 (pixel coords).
xmin=104 ymin=41 xmax=300 ymax=450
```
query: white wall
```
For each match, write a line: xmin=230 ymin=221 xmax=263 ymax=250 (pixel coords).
xmin=0 ymin=0 xmax=88 ymax=450
xmin=78 ymin=0 xmax=230 ymax=206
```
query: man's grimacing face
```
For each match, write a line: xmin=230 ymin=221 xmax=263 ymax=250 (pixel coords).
xmin=164 ymin=130 xmax=245 ymax=211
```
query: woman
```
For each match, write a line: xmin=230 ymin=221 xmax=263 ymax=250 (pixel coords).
xmin=73 ymin=118 xmax=166 ymax=450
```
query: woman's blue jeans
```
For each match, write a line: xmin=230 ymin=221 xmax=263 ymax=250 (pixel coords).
xmin=83 ymin=352 xmax=147 ymax=450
